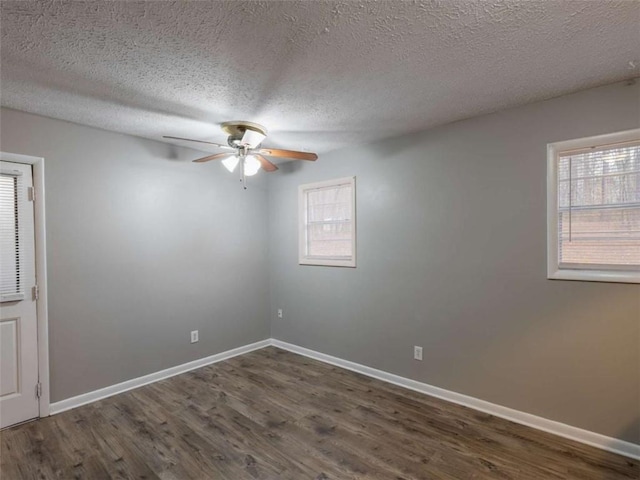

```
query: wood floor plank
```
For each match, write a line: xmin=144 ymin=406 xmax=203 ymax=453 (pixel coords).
xmin=1 ymin=347 xmax=637 ymax=479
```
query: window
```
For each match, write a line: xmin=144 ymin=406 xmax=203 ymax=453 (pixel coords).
xmin=0 ymin=164 xmax=32 ymax=301
xmin=547 ymin=129 xmax=640 ymax=283
xmin=299 ymin=176 xmax=356 ymax=267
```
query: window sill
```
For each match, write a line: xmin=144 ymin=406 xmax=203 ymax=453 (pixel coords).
xmin=299 ymin=257 xmax=356 ymax=268
xmin=548 ymin=269 xmax=639 ymax=284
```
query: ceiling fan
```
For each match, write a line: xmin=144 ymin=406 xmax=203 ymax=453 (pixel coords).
xmin=164 ymin=121 xmax=318 ymax=188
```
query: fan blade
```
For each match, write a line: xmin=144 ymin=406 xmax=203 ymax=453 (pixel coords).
xmin=255 ymin=148 xmax=318 ymax=161
xmin=255 ymin=154 xmax=278 ymax=172
xmin=163 ymin=136 xmax=234 ymax=150
xmin=192 ymin=153 xmax=232 ymax=163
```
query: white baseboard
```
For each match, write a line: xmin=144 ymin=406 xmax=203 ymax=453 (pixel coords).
xmin=49 ymin=339 xmax=271 ymax=415
xmin=48 ymin=337 xmax=639 ymax=460
xmin=271 ymin=339 xmax=640 ymax=461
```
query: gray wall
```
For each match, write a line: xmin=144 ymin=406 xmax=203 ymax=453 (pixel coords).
xmin=268 ymin=81 xmax=640 ymax=444
xmin=0 ymin=108 xmax=271 ymax=402
xmin=1 ymin=81 xmax=638 ymax=444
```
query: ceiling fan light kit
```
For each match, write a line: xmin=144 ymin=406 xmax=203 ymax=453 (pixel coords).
xmin=221 ymin=155 xmax=240 ymax=173
xmin=164 ymin=121 xmax=318 ymax=189
xmin=243 ymin=155 xmax=261 ymax=176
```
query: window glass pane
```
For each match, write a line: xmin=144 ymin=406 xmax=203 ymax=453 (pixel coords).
xmin=307 ymin=222 xmax=353 ymax=257
xmin=558 ymin=143 xmax=640 ymax=267
xmin=0 ymin=175 xmax=19 ymax=296
xmin=307 ymin=184 xmax=352 ymax=223
xmin=559 ymin=207 xmax=640 ymax=265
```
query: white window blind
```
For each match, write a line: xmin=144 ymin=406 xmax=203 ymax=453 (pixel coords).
xmin=558 ymin=142 xmax=640 ymax=268
xmin=299 ymin=177 xmax=356 ymax=267
xmin=548 ymin=130 xmax=640 ymax=283
xmin=0 ymin=167 xmax=33 ymax=301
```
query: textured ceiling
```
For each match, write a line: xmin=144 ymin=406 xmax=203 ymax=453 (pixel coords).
xmin=1 ymin=1 xmax=639 ymax=155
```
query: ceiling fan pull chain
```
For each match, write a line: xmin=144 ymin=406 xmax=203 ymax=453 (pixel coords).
xmin=240 ymin=148 xmax=247 ymax=190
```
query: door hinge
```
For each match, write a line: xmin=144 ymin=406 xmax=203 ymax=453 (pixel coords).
xmin=32 ymin=285 xmax=39 ymax=301
xmin=28 ymin=186 xmax=36 ymax=202
xmin=36 ymin=383 xmax=42 ymax=399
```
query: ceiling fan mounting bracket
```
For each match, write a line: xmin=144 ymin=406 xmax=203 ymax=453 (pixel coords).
xmin=221 ymin=121 xmax=268 ymax=149
xmin=221 ymin=121 xmax=267 ymax=138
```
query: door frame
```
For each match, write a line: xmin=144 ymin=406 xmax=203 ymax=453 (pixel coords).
xmin=0 ymin=152 xmax=49 ymax=417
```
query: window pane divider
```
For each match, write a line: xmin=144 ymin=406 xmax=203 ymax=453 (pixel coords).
xmin=558 ymin=168 xmax=640 ymax=182
xmin=558 ymin=202 xmax=640 ymax=212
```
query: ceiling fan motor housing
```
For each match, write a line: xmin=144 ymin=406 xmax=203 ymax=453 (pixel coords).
xmin=222 ymin=121 xmax=268 ymax=149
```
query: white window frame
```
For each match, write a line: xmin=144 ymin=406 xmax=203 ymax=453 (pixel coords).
xmin=547 ymin=128 xmax=640 ymax=284
xmin=298 ymin=176 xmax=356 ymax=267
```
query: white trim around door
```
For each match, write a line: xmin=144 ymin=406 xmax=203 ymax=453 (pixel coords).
xmin=0 ymin=152 xmax=50 ymax=419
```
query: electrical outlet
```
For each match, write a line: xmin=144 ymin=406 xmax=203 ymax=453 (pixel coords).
xmin=190 ymin=330 xmax=199 ymax=343
xmin=414 ymin=346 xmax=423 ymax=361
xmin=277 ymin=309 xmax=283 ymax=318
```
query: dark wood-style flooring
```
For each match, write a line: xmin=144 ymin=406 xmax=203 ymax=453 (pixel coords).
xmin=1 ymin=347 xmax=637 ymax=479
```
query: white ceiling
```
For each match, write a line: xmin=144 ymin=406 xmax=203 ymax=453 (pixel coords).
xmin=1 ymin=1 xmax=639 ymax=155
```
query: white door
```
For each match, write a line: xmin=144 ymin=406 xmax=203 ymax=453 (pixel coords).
xmin=0 ymin=161 xmax=39 ymax=428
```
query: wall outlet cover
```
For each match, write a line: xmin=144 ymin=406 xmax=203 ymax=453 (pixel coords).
xmin=191 ymin=330 xmax=199 ymax=343
xmin=414 ymin=346 xmax=423 ymax=361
